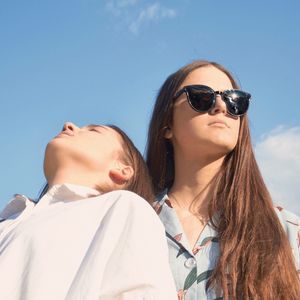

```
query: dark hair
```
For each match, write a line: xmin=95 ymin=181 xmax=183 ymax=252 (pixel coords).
xmin=39 ymin=125 xmax=154 ymax=203
xmin=146 ymin=60 xmax=300 ymax=299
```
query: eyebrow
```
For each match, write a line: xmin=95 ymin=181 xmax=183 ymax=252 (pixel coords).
xmin=86 ymin=124 xmax=108 ymax=130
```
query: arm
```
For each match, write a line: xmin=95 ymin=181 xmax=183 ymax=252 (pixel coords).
xmin=275 ymin=206 xmax=300 ymax=271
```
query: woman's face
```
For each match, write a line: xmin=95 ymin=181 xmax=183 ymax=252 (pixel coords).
xmin=168 ymin=66 xmax=240 ymax=160
xmin=44 ymin=123 xmax=125 ymax=185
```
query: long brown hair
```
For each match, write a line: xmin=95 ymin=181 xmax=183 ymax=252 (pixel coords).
xmin=110 ymin=125 xmax=154 ymax=203
xmin=39 ymin=125 xmax=154 ymax=203
xmin=146 ymin=60 xmax=300 ymax=299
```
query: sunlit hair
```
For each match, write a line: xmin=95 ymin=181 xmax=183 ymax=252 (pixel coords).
xmin=39 ymin=125 xmax=154 ymax=203
xmin=146 ymin=60 xmax=300 ymax=299
xmin=109 ymin=125 xmax=154 ymax=202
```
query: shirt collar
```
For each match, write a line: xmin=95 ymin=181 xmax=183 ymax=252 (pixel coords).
xmin=37 ymin=183 xmax=101 ymax=207
xmin=155 ymin=189 xmax=219 ymax=256
xmin=155 ymin=190 xmax=193 ymax=253
xmin=0 ymin=184 xmax=102 ymax=220
xmin=0 ymin=194 xmax=35 ymax=220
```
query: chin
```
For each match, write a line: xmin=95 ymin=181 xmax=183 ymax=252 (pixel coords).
xmin=43 ymin=141 xmax=66 ymax=176
xmin=220 ymin=143 xmax=237 ymax=157
xmin=45 ymin=137 xmax=73 ymax=157
xmin=208 ymin=138 xmax=237 ymax=156
xmin=44 ymin=142 xmax=56 ymax=177
xmin=44 ymin=140 xmax=59 ymax=159
xmin=209 ymin=134 xmax=237 ymax=149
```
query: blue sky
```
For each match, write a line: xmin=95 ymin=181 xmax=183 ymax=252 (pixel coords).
xmin=1 ymin=0 xmax=300 ymax=214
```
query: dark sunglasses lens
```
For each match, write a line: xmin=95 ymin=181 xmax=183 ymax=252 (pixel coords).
xmin=223 ymin=91 xmax=250 ymax=116
xmin=188 ymin=87 xmax=214 ymax=112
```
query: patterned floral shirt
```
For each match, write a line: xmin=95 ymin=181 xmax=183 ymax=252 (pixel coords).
xmin=153 ymin=192 xmax=300 ymax=300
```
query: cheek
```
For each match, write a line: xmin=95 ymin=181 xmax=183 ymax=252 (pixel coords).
xmin=217 ymin=119 xmax=240 ymax=152
xmin=77 ymin=150 xmax=111 ymax=174
xmin=84 ymin=140 xmax=121 ymax=168
xmin=231 ymin=118 xmax=240 ymax=145
xmin=171 ymin=106 xmax=204 ymax=140
xmin=171 ymin=119 xmax=203 ymax=145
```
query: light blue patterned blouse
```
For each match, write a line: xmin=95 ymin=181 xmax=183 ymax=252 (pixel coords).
xmin=154 ymin=192 xmax=300 ymax=300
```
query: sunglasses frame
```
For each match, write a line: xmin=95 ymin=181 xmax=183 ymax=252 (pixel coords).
xmin=174 ymin=84 xmax=251 ymax=117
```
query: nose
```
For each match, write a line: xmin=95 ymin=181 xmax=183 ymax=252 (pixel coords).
xmin=209 ymin=94 xmax=227 ymax=115
xmin=62 ymin=122 xmax=78 ymax=132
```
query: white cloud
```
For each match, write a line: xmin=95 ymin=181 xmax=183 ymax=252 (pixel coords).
xmin=105 ymin=1 xmax=177 ymax=34
xmin=105 ymin=0 xmax=139 ymax=16
xmin=129 ymin=3 xmax=176 ymax=34
xmin=255 ymin=126 xmax=300 ymax=215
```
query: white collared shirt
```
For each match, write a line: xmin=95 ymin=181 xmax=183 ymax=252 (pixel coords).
xmin=0 ymin=184 xmax=177 ymax=300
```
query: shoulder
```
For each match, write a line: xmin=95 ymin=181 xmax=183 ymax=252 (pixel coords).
xmin=102 ymin=190 xmax=165 ymax=231
xmin=153 ymin=190 xmax=173 ymax=215
xmin=274 ymin=206 xmax=300 ymax=268
xmin=102 ymin=190 xmax=150 ymax=206
xmin=0 ymin=194 xmax=35 ymax=221
xmin=274 ymin=206 xmax=300 ymax=232
xmin=101 ymin=190 xmax=158 ymax=216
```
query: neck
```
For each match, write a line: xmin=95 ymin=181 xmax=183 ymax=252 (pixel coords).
xmin=169 ymin=154 xmax=225 ymax=215
xmin=45 ymin=168 xmax=106 ymax=192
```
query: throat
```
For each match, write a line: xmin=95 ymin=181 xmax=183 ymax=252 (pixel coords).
xmin=175 ymin=208 xmax=208 ymax=250
xmin=167 ymin=192 xmax=211 ymax=249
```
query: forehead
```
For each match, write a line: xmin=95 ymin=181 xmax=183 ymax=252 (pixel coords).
xmin=182 ymin=66 xmax=233 ymax=91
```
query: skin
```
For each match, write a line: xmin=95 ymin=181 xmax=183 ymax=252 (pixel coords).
xmin=44 ymin=122 xmax=133 ymax=192
xmin=165 ymin=66 xmax=241 ymax=248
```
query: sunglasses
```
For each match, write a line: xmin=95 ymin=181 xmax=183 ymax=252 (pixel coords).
xmin=174 ymin=85 xmax=251 ymax=116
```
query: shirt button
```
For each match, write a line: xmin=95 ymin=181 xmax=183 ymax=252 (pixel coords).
xmin=184 ymin=257 xmax=197 ymax=268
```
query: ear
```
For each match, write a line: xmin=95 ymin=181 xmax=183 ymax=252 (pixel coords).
xmin=109 ymin=162 xmax=134 ymax=186
xmin=163 ymin=126 xmax=173 ymax=139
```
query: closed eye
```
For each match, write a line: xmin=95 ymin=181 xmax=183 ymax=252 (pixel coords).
xmin=85 ymin=124 xmax=108 ymax=133
xmin=89 ymin=128 xmax=101 ymax=133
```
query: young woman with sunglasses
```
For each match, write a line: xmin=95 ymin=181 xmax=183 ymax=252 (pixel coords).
xmin=0 ymin=122 xmax=177 ymax=300
xmin=146 ymin=60 xmax=300 ymax=299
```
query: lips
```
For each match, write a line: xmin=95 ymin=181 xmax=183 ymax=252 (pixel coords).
xmin=56 ymin=131 xmax=74 ymax=137
xmin=208 ymin=120 xmax=229 ymax=128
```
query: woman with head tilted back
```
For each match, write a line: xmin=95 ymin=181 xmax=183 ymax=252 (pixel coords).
xmin=146 ymin=60 xmax=300 ymax=299
xmin=0 ymin=122 xmax=177 ymax=300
